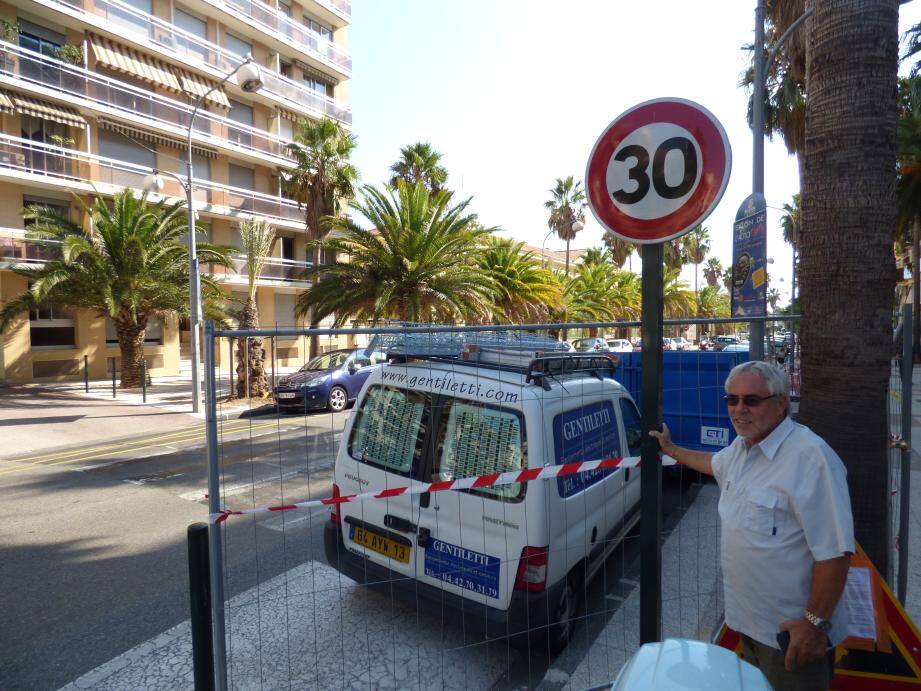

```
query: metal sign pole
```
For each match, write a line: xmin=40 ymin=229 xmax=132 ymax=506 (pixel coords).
xmin=640 ymin=243 xmax=664 ymax=643
xmin=899 ymin=303 xmax=913 ymax=604
xmin=750 ymin=0 xmax=766 ymax=360
xmin=204 ymin=321 xmax=228 ymax=691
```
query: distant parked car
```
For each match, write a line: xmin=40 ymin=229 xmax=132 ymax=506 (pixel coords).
xmin=571 ymin=337 xmax=608 ymax=352
xmin=713 ymin=335 xmax=741 ymax=351
xmin=669 ymin=337 xmax=690 ymax=351
xmin=274 ymin=348 xmax=387 ymax=413
xmin=606 ymin=338 xmax=633 ymax=352
xmin=720 ymin=343 xmax=750 ymax=353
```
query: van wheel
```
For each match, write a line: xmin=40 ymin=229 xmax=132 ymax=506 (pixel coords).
xmin=548 ymin=573 xmax=581 ymax=654
xmin=328 ymin=386 xmax=348 ymax=412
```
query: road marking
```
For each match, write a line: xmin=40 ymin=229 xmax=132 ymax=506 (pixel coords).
xmin=0 ymin=419 xmax=304 ymax=477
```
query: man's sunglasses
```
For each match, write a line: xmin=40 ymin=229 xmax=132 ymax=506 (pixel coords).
xmin=723 ymin=394 xmax=778 ymax=407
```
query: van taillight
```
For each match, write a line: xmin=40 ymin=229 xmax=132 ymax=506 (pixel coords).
xmin=515 ymin=546 xmax=548 ymax=592
xmin=330 ymin=483 xmax=342 ymax=524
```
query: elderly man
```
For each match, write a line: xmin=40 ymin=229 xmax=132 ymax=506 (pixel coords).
xmin=650 ymin=360 xmax=854 ymax=691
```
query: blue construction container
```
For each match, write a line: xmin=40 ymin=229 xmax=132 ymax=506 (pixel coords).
xmin=614 ymin=351 xmax=748 ymax=452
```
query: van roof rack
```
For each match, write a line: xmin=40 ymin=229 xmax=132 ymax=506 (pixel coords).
xmin=370 ymin=328 xmax=568 ymax=358
xmin=525 ymin=353 xmax=619 ymax=390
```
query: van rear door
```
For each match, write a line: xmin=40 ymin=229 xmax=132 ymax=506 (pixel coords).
xmin=413 ymin=395 xmax=531 ymax=614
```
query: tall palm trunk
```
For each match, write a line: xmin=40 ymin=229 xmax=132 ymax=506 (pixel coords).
xmin=564 ymin=238 xmax=571 ymax=276
xmin=798 ymin=0 xmax=898 ymax=572
xmin=236 ymin=296 xmax=268 ymax=398
xmin=113 ymin=314 xmax=147 ymax=388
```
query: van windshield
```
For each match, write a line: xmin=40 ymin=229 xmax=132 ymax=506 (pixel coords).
xmin=349 ymin=386 xmax=427 ymax=476
xmin=434 ymin=401 xmax=526 ymax=501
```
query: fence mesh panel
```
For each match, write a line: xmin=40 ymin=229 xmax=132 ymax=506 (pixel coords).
xmin=206 ymin=318 xmax=799 ymax=689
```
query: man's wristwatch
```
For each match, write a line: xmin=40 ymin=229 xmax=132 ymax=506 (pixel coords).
xmin=804 ymin=610 xmax=832 ymax=633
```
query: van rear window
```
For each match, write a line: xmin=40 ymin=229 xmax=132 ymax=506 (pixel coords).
xmin=435 ymin=401 xmax=525 ymax=501
xmin=349 ymin=386 xmax=427 ymax=475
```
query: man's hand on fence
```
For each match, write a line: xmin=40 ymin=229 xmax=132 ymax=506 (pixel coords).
xmin=778 ymin=618 xmax=827 ymax=671
xmin=648 ymin=423 xmax=675 ymax=457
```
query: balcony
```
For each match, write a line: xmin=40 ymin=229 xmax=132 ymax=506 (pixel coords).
xmin=0 ymin=133 xmax=305 ymax=227
xmin=1 ymin=42 xmax=296 ymax=167
xmin=210 ymin=0 xmax=352 ymax=76
xmin=223 ymin=255 xmax=312 ymax=284
xmin=35 ymin=0 xmax=351 ymax=124
xmin=0 ymin=231 xmax=62 ymax=267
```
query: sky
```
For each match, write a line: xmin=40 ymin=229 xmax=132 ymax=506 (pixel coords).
xmin=347 ymin=0 xmax=921 ymax=306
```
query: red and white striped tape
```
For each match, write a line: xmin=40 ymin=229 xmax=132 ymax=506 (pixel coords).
xmin=210 ymin=454 xmax=678 ymax=524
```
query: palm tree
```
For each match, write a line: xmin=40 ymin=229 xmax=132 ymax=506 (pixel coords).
xmin=294 ymin=181 xmax=494 ymax=324
xmin=477 ymin=237 xmax=559 ymax=323
xmin=579 ymin=246 xmax=609 ymax=267
xmin=234 ymin=219 xmax=275 ymax=399
xmin=663 ymin=238 xmax=688 ymax=272
xmin=0 ymin=189 xmax=232 ymax=387
xmin=662 ymin=269 xmax=695 ymax=319
xmin=602 ymin=230 xmax=634 ymax=269
xmin=682 ymin=225 xmax=711 ymax=314
xmin=548 ymin=269 xmax=612 ymax=339
xmin=283 ymin=117 xmax=357 ymax=357
xmin=797 ymin=0 xmax=899 ymax=572
xmin=767 ymin=287 xmax=782 ymax=313
xmin=780 ymin=193 xmax=801 ymax=250
xmin=703 ymin=257 xmax=723 ymax=288
xmin=697 ymin=284 xmax=731 ymax=336
xmin=544 ymin=176 xmax=585 ymax=276
xmin=389 ymin=142 xmax=448 ymax=194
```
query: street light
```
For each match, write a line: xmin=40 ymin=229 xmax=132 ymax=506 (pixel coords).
xmin=143 ymin=56 xmax=262 ymax=415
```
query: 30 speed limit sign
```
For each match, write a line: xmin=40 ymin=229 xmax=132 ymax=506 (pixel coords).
xmin=585 ymin=98 xmax=731 ymax=244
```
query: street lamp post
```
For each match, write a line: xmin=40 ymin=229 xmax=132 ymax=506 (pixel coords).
xmin=143 ymin=57 xmax=262 ymax=414
xmin=751 ymin=0 xmax=811 ymax=361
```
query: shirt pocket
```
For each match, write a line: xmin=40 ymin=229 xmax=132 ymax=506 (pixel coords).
xmin=743 ymin=488 xmax=783 ymax=536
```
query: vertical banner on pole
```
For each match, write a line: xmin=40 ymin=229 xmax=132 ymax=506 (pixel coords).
xmin=586 ymin=97 xmax=731 ymax=644
xmin=730 ymin=193 xmax=768 ymax=318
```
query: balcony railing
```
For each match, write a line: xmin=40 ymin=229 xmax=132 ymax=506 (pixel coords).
xmin=39 ymin=0 xmax=351 ymax=124
xmin=215 ymin=0 xmax=351 ymax=74
xmin=316 ymin=0 xmax=350 ymax=21
xmin=0 ymin=133 xmax=305 ymax=224
xmin=226 ymin=254 xmax=311 ymax=283
xmin=0 ymin=233 xmax=62 ymax=265
xmin=0 ymin=42 xmax=297 ymax=165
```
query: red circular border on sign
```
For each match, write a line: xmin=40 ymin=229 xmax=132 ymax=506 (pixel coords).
xmin=586 ymin=99 xmax=730 ymax=244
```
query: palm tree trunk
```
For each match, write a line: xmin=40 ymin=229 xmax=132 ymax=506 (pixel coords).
xmin=798 ymin=0 xmax=898 ymax=572
xmin=564 ymin=238 xmax=571 ymax=276
xmin=236 ymin=296 xmax=268 ymax=398
xmin=114 ymin=315 xmax=147 ymax=388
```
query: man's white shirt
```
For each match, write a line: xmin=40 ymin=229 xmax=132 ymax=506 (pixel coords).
xmin=711 ymin=416 xmax=855 ymax=649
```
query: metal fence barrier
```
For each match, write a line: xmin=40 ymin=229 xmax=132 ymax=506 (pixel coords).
xmin=198 ymin=316 xmax=802 ymax=689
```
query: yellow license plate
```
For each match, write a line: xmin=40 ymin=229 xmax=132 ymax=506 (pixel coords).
xmin=351 ymin=526 xmax=411 ymax=564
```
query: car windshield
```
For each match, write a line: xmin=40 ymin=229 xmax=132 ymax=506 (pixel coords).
xmin=301 ymin=351 xmax=350 ymax=371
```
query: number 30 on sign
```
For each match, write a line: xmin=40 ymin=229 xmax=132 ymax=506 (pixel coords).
xmin=585 ymin=98 xmax=732 ymax=245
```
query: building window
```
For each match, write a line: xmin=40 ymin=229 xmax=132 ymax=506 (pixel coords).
xmin=29 ymin=304 xmax=75 ymax=349
xmin=278 ymin=117 xmax=293 ymax=140
xmin=23 ymin=197 xmax=69 ymax=231
xmin=105 ymin=316 xmax=163 ymax=345
xmin=228 ymin=164 xmax=255 ymax=191
xmin=303 ymin=15 xmax=332 ymax=41
xmin=278 ymin=0 xmax=291 ymax=16
xmin=17 ymin=20 xmax=65 ymax=59
xmin=174 ymin=7 xmax=209 ymax=62
xmin=302 ymin=76 xmax=332 ymax=98
xmin=98 ymin=129 xmax=156 ymax=169
xmin=280 ymin=236 xmax=294 ymax=260
xmin=274 ymin=292 xmax=296 ymax=328
xmin=224 ymin=32 xmax=252 ymax=59
xmin=189 ymin=152 xmax=211 ymax=181
xmin=105 ymin=0 xmax=153 ymax=40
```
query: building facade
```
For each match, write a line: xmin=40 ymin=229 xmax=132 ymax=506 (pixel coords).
xmin=0 ymin=0 xmax=351 ymax=382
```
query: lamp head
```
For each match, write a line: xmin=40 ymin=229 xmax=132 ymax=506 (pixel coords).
xmin=237 ymin=58 xmax=263 ymax=93
xmin=143 ymin=172 xmax=164 ymax=194
xmin=571 ymin=220 xmax=585 ymax=232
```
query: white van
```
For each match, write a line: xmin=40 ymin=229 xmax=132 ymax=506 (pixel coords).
xmin=324 ymin=345 xmax=643 ymax=652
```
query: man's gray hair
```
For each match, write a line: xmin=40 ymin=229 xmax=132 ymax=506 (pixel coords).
xmin=725 ymin=360 xmax=791 ymax=397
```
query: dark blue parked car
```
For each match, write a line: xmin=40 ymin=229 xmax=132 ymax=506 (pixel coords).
xmin=274 ymin=348 xmax=387 ymax=413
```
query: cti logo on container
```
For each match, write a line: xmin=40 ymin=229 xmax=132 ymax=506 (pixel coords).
xmin=701 ymin=426 xmax=730 ymax=447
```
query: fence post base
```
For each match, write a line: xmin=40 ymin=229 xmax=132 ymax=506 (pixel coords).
xmin=187 ymin=523 xmax=215 ymax=691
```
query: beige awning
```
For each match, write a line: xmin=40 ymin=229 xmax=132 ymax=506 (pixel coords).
xmin=175 ymin=70 xmax=231 ymax=110
xmin=96 ymin=118 xmax=217 ymax=158
xmin=6 ymin=92 xmax=86 ymax=127
xmin=294 ymin=60 xmax=337 ymax=86
xmin=0 ymin=91 xmax=13 ymax=114
xmin=277 ymin=108 xmax=300 ymax=122
xmin=89 ymin=34 xmax=182 ymax=93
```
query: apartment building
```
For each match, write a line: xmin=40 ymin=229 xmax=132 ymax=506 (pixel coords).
xmin=0 ymin=0 xmax=352 ymax=382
